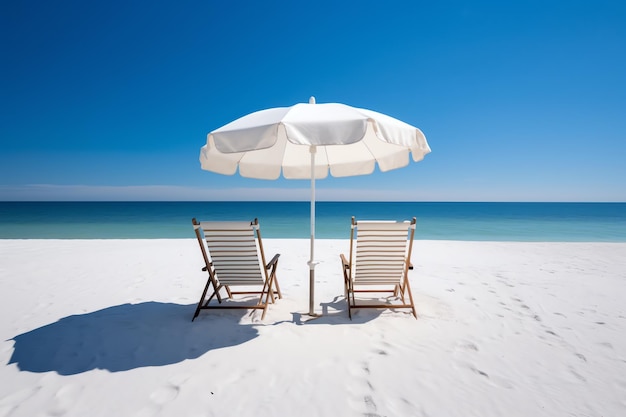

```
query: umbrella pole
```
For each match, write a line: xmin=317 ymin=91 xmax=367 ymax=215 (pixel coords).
xmin=308 ymin=145 xmax=317 ymax=316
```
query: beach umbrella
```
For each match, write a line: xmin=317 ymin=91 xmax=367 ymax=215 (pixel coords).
xmin=199 ymin=97 xmax=431 ymax=316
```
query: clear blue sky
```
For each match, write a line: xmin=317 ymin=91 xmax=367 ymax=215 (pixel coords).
xmin=1 ymin=0 xmax=625 ymax=201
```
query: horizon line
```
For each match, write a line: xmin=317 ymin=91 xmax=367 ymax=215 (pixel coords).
xmin=2 ymin=200 xmax=625 ymax=204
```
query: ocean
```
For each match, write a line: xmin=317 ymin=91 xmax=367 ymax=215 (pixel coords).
xmin=1 ymin=202 xmax=625 ymax=241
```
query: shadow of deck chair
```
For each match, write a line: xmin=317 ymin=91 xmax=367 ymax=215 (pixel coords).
xmin=340 ymin=216 xmax=417 ymax=319
xmin=192 ymin=218 xmax=282 ymax=321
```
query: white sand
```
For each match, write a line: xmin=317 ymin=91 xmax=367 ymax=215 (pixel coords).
xmin=1 ymin=238 xmax=625 ymax=417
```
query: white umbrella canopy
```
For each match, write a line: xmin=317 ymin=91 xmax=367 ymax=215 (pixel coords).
xmin=200 ymin=97 xmax=431 ymax=316
xmin=201 ymin=99 xmax=430 ymax=179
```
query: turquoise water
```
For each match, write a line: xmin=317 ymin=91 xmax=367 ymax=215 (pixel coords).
xmin=1 ymin=202 xmax=625 ymax=241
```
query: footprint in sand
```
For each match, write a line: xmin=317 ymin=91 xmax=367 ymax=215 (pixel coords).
xmin=0 ymin=386 xmax=42 ymax=416
xmin=150 ymin=384 xmax=180 ymax=405
xmin=363 ymin=394 xmax=381 ymax=417
xmin=46 ymin=384 xmax=84 ymax=416
xmin=598 ymin=341 xmax=614 ymax=350
xmin=454 ymin=342 xmax=501 ymax=386
xmin=133 ymin=384 xmax=181 ymax=417
xmin=463 ymin=342 xmax=479 ymax=352
xmin=347 ymin=361 xmax=380 ymax=416
xmin=569 ymin=367 xmax=587 ymax=382
xmin=469 ymin=362 xmax=514 ymax=389
xmin=469 ymin=364 xmax=489 ymax=378
xmin=454 ymin=340 xmax=479 ymax=353
xmin=371 ymin=339 xmax=393 ymax=356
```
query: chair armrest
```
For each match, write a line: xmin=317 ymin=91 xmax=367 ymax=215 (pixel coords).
xmin=266 ymin=253 xmax=280 ymax=269
xmin=340 ymin=254 xmax=350 ymax=270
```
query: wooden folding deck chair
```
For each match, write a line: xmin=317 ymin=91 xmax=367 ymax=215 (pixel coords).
xmin=192 ymin=218 xmax=282 ymax=321
xmin=340 ymin=216 xmax=417 ymax=319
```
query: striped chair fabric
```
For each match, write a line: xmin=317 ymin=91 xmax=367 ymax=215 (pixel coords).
xmin=200 ymin=221 xmax=265 ymax=286
xmin=353 ymin=221 xmax=413 ymax=285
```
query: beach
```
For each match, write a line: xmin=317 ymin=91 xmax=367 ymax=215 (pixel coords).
xmin=1 ymin=238 xmax=625 ymax=416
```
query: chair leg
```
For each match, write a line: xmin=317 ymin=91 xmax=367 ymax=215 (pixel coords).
xmin=203 ymin=286 xmax=220 ymax=306
xmin=260 ymin=275 xmax=275 ymax=320
xmin=393 ymin=284 xmax=401 ymax=299
xmin=404 ymin=279 xmax=417 ymax=319
xmin=348 ymin=282 xmax=355 ymax=320
xmin=273 ymin=273 xmax=282 ymax=299
xmin=398 ymin=282 xmax=407 ymax=303
xmin=224 ymin=285 xmax=233 ymax=298
xmin=266 ymin=276 xmax=278 ymax=304
xmin=258 ymin=279 xmax=271 ymax=305
xmin=193 ymin=277 xmax=214 ymax=321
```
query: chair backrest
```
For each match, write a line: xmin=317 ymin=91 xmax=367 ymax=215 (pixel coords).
xmin=350 ymin=217 xmax=416 ymax=285
xmin=196 ymin=219 xmax=268 ymax=286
